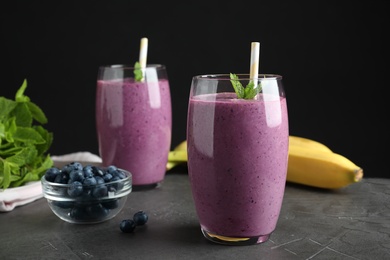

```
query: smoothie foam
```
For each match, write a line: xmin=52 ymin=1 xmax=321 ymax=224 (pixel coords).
xmin=187 ymin=92 xmax=288 ymax=237
xmin=96 ymin=77 xmax=172 ymax=186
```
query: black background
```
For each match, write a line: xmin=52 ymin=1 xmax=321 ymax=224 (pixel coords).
xmin=1 ymin=1 xmax=388 ymax=178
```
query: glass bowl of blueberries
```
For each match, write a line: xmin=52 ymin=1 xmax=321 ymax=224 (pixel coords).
xmin=41 ymin=162 xmax=132 ymax=224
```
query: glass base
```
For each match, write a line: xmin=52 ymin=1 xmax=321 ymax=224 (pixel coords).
xmin=132 ymin=181 xmax=162 ymax=191
xmin=201 ymin=228 xmax=271 ymax=246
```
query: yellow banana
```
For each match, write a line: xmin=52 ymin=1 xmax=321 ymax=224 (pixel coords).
xmin=287 ymin=144 xmax=363 ymax=189
xmin=166 ymin=161 xmax=177 ymax=171
xmin=166 ymin=141 xmax=188 ymax=171
xmin=173 ymin=140 xmax=187 ymax=152
xmin=289 ymin=135 xmax=332 ymax=153
xmin=168 ymin=150 xmax=187 ymax=162
xmin=166 ymin=137 xmax=364 ymax=189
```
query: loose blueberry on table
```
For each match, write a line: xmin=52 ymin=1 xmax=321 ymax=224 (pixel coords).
xmin=133 ymin=210 xmax=149 ymax=225
xmin=120 ymin=219 xmax=137 ymax=233
xmin=120 ymin=211 xmax=149 ymax=233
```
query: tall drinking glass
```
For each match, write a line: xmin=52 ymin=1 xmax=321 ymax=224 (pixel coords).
xmin=96 ymin=64 xmax=172 ymax=188
xmin=187 ymin=74 xmax=288 ymax=245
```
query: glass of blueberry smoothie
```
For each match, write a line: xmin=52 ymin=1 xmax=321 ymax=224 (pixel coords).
xmin=186 ymin=73 xmax=289 ymax=245
xmin=96 ymin=64 xmax=172 ymax=189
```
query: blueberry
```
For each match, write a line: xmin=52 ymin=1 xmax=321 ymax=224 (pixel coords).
xmin=54 ymin=172 xmax=70 ymax=184
xmin=83 ymin=176 xmax=97 ymax=188
xmin=70 ymin=206 xmax=89 ymax=220
xmin=92 ymin=185 xmax=108 ymax=198
xmin=52 ymin=201 xmax=74 ymax=209
xmin=67 ymin=181 xmax=83 ymax=197
xmin=86 ymin=203 xmax=109 ymax=219
xmin=62 ymin=162 xmax=83 ymax=174
xmin=69 ymin=169 xmax=85 ymax=182
xmin=81 ymin=188 xmax=92 ymax=198
xmin=120 ymin=219 xmax=136 ymax=233
xmin=83 ymin=165 xmax=94 ymax=178
xmin=112 ymin=169 xmax=126 ymax=179
xmin=95 ymin=176 xmax=105 ymax=185
xmin=106 ymin=165 xmax=118 ymax=174
xmin=107 ymin=184 xmax=117 ymax=193
xmin=103 ymin=173 xmax=113 ymax=182
xmin=71 ymin=161 xmax=83 ymax=170
xmin=133 ymin=211 xmax=148 ymax=225
xmin=92 ymin=166 xmax=104 ymax=177
xmin=109 ymin=176 xmax=124 ymax=191
xmin=101 ymin=199 xmax=119 ymax=209
xmin=45 ymin=167 xmax=61 ymax=182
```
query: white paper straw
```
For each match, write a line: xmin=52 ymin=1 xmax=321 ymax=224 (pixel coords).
xmin=138 ymin=37 xmax=148 ymax=81
xmin=249 ymin=42 xmax=260 ymax=96
xmin=250 ymin=42 xmax=260 ymax=81
xmin=250 ymin=42 xmax=260 ymax=80
xmin=139 ymin=37 xmax=148 ymax=69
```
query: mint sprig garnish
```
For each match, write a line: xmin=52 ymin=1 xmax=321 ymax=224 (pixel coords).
xmin=230 ymin=73 xmax=262 ymax=99
xmin=134 ymin=62 xmax=143 ymax=82
xmin=0 ymin=79 xmax=53 ymax=189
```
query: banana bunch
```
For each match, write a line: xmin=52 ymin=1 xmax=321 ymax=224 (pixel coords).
xmin=167 ymin=136 xmax=363 ymax=189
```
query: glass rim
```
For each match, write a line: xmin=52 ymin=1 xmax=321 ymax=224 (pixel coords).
xmin=193 ymin=74 xmax=282 ymax=80
xmin=99 ymin=64 xmax=166 ymax=70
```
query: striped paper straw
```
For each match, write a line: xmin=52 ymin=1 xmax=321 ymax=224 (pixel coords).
xmin=139 ymin=37 xmax=148 ymax=80
xmin=250 ymin=42 xmax=260 ymax=80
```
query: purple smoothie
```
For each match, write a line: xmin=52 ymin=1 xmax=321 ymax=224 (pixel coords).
xmin=96 ymin=77 xmax=171 ymax=186
xmin=187 ymin=92 xmax=288 ymax=239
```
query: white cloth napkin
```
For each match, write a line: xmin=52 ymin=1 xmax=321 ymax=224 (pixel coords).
xmin=0 ymin=152 xmax=102 ymax=212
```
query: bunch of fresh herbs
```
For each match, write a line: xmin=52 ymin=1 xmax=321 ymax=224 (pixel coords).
xmin=0 ymin=79 xmax=53 ymax=190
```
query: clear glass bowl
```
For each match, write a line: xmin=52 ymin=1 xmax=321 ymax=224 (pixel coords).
xmin=41 ymin=168 xmax=132 ymax=224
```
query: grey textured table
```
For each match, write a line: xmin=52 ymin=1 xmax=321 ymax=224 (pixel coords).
xmin=1 ymin=172 xmax=389 ymax=260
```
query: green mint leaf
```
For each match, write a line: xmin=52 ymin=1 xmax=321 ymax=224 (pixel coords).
xmin=27 ymin=101 xmax=48 ymax=124
xmin=6 ymin=145 xmax=37 ymax=166
xmin=134 ymin=61 xmax=143 ymax=82
xmin=244 ymin=80 xmax=262 ymax=99
xmin=33 ymin=154 xmax=53 ymax=174
xmin=0 ymin=146 xmax=23 ymax=158
xmin=14 ymin=79 xmax=48 ymax=124
xmin=0 ymin=160 xmax=12 ymax=189
xmin=230 ymin=74 xmax=262 ymax=99
xmin=12 ymin=102 xmax=32 ymax=127
xmin=0 ymin=160 xmax=21 ymax=189
xmin=10 ymin=172 xmax=38 ymax=187
xmin=3 ymin=117 xmax=17 ymax=142
xmin=230 ymin=73 xmax=245 ymax=98
xmin=0 ymin=97 xmax=17 ymax=120
xmin=12 ymin=127 xmax=46 ymax=144
xmin=0 ymin=122 xmax=5 ymax=140
xmin=33 ymin=125 xmax=53 ymax=155
xmin=15 ymin=79 xmax=30 ymax=103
